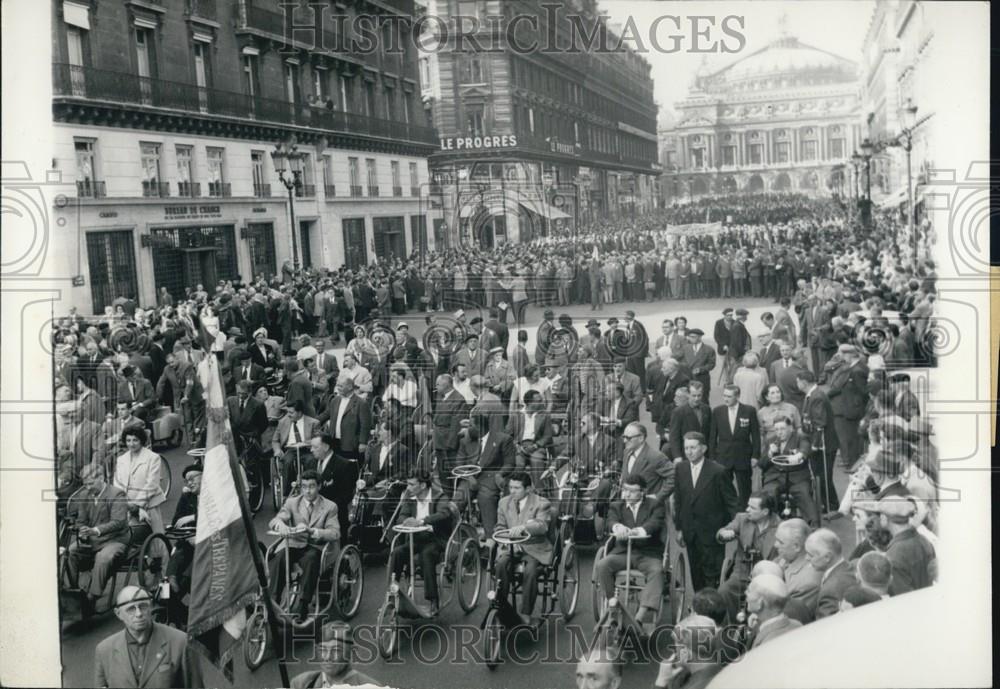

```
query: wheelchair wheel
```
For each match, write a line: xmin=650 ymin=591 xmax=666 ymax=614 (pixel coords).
xmin=375 ymin=601 xmax=398 ymax=659
xmin=159 ymin=456 xmax=172 ymax=498
xmin=591 ymin=547 xmax=606 ymax=623
xmin=243 ymin=606 xmax=269 ymax=671
xmin=452 ymin=537 xmax=482 ymax=613
xmin=245 ymin=461 xmax=265 ymax=514
xmin=558 ymin=544 xmax=580 ymax=621
xmin=483 ymin=608 xmax=503 ymax=670
xmin=271 ymin=457 xmax=284 ymax=511
xmin=138 ymin=533 xmax=172 ymax=593
xmin=329 ymin=544 xmax=364 ymax=620
xmin=670 ymin=550 xmax=691 ymax=624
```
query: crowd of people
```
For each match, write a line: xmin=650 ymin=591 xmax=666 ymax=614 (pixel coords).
xmin=51 ymin=192 xmax=941 ymax=688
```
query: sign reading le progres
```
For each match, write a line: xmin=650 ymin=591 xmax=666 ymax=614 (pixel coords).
xmin=440 ymin=134 xmax=518 ymax=151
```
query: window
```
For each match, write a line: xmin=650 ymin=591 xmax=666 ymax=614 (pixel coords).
xmin=135 ymin=27 xmax=155 ymax=104
xmin=86 ymin=231 xmax=138 ymax=315
xmin=574 ymin=121 xmax=580 ymax=146
xmin=403 ymin=92 xmax=412 ymax=124
xmin=293 ymin=153 xmax=314 ymax=197
xmin=829 ymin=138 xmax=845 ymax=158
xmin=366 ymin=158 xmax=378 ymax=196
xmin=466 ymin=104 xmax=484 ymax=137
xmin=528 ymin=107 xmax=535 ymax=134
xmin=801 ymin=140 xmax=817 ymax=161
xmin=384 ymin=85 xmax=395 ymax=120
xmin=75 ymin=139 xmax=102 ymax=197
xmin=364 ymin=82 xmax=376 ymax=117
xmin=460 ymin=56 xmax=484 ymax=84
xmin=313 ymin=68 xmax=328 ymax=102
xmin=140 ymin=142 xmax=163 ymax=196
xmin=321 ymin=155 xmax=334 ymax=194
xmin=243 ymin=54 xmax=260 ymax=97
xmin=176 ymin=145 xmax=195 ymax=196
xmin=409 ymin=162 xmax=419 ymax=195
xmin=251 ymin=150 xmax=268 ymax=196
xmin=67 ymin=27 xmax=85 ymax=66
xmin=774 ymin=141 xmax=790 ymax=163
xmin=749 ymin=144 xmax=763 ymax=165
xmin=420 ymin=58 xmax=430 ymax=87
xmin=348 ymin=157 xmax=361 ymax=196
xmin=193 ymin=41 xmax=210 ymax=110
xmin=722 ymin=146 xmax=737 ymax=166
xmin=207 ymin=147 xmax=227 ymax=196
xmin=391 ymin=160 xmax=401 ymax=196
xmin=691 ymin=148 xmax=705 ymax=168
xmin=339 ymin=75 xmax=352 ymax=112
xmin=284 ymin=62 xmax=299 ymax=103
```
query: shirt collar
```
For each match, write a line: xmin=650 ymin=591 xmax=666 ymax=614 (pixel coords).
xmin=125 ymin=628 xmax=152 ymax=646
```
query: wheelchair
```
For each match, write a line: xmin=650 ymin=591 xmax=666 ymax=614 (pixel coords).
xmin=766 ymin=453 xmax=820 ymax=523
xmin=236 ymin=434 xmax=266 ymax=514
xmin=545 ymin=460 xmax=620 ymax=546
xmin=590 ymin=523 xmax=690 ymax=651
xmin=141 ymin=524 xmax=199 ymax=628
xmin=347 ymin=477 xmax=407 ymax=557
xmin=481 ymin=525 xmax=580 ymax=670
xmin=376 ymin=523 xmax=482 ymax=659
xmin=57 ymin=511 xmax=166 ymax=624
xmin=271 ymin=441 xmax=311 ymax=511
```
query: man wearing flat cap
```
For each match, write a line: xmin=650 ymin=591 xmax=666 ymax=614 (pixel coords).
xmin=682 ymin=329 xmax=717 ymax=400
xmin=827 ymin=343 xmax=869 ymax=473
xmin=889 ymin=372 xmax=921 ymax=422
xmin=879 ymin=496 xmax=937 ymax=594
xmin=291 ymin=621 xmax=378 ymax=688
xmin=453 ymin=332 xmax=486 ymax=377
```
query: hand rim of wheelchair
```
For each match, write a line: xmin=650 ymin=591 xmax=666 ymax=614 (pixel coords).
xmin=393 ymin=523 xmax=433 ymax=534
xmin=186 ymin=447 xmax=207 ymax=458
xmin=450 ymin=464 xmax=482 ymax=479
xmin=263 ymin=537 xmax=345 ymax=627
xmin=492 ymin=529 xmax=531 ymax=545
xmin=769 ymin=453 xmax=804 ymax=468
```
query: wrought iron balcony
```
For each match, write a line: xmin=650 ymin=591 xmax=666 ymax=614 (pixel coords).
xmin=76 ymin=180 xmax=106 ymax=198
xmin=53 ymin=64 xmax=439 ymax=147
xmin=368 ymin=185 xmax=380 ymax=197
xmin=142 ymin=181 xmax=170 ymax=197
xmin=350 ymin=185 xmax=363 ymax=197
xmin=393 ymin=185 xmax=403 ymax=197
xmin=208 ymin=181 xmax=231 ymax=198
xmin=177 ymin=181 xmax=200 ymax=197
xmin=324 ymin=184 xmax=336 ymax=197
xmin=410 ymin=186 xmax=420 ymax=197
xmin=295 ymin=183 xmax=316 ymax=198
xmin=253 ymin=182 xmax=271 ymax=198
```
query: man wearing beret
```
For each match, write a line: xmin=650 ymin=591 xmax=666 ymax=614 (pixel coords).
xmin=879 ymin=496 xmax=937 ymax=594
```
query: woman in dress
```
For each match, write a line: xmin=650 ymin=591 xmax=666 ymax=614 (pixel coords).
xmin=757 ymin=384 xmax=802 ymax=447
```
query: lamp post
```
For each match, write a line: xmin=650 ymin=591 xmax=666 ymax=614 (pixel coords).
xmin=859 ymin=138 xmax=874 ymax=229
xmin=271 ymin=137 xmax=306 ymax=271
xmin=898 ymin=99 xmax=919 ymax=239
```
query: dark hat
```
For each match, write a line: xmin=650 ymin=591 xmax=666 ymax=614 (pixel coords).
xmin=543 ymin=309 xmax=555 ymax=318
xmin=612 ymin=356 xmax=626 ymax=365
xmin=238 ymin=350 xmax=252 ymax=361
xmin=182 ymin=463 xmax=203 ymax=479
xmin=464 ymin=333 xmax=479 ymax=343
xmin=607 ymin=317 xmax=619 ymax=326
xmin=586 ymin=319 xmax=601 ymax=328
xmin=889 ymin=372 xmax=911 ymax=383
xmin=722 ymin=307 xmax=734 ymax=315
xmin=624 ymin=309 xmax=636 ymax=318
xmin=687 ymin=328 xmax=704 ymax=337
xmin=469 ymin=317 xmax=483 ymax=326
xmin=227 ymin=326 xmax=242 ymax=336
xmin=735 ymin=308 xmax=749 ymax=316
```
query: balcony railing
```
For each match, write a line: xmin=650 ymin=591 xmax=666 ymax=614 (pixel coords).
xmin=53 ymin=64 xmax=438 ymax=146
xmin=350 ymin=185 xmax=363 ymax=197
xmin=238 ymin=4 xmax=286 ymax=36
xmin=324 ymin=184 xmax=336 ymax=197
xmin=142 ymin=181 xmax=170 ymax=197
xmin=253 ymin=183 xmax=271 ymax=198
xmin=177 ymin=181 xmax=200 ymax=197
xmin=208 ymin=181 xmax=231 ymax=198
xmin=187 ymin=0 xmax=216 ymax=20
xmin=392 ymin=185 xmax=403 ymax=197
xmin=295 ymin=183 xmax=316 ymax=198
xmin=368 ymin=185 xmax=380 ymax=197
xmin=76 ymin=180 xmax=106 ymax=198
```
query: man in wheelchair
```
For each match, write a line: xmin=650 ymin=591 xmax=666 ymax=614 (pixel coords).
xmin=493 ymin=471 xmax=554 ymax=625
xmin=716 ymin=492 xmax=781 ymax=625
xmin=757 ymin=416 xmax=819 ymax=526
xmin=65 ymin=463 xmax=130 ymax=617
xmin=267 ymin=470 xmax=340 ymax=621
xmin=390 ymin=471 xmax=454 ymax=616
xmin=594 ymin=474 xmax=666 ymax=632
xmin=165 ymin=464 xmax=201 ymax=627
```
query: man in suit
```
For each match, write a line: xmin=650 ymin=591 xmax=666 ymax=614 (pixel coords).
xmin=483 ymin=307 xmax=510 ymax=355
xmin=268 ymin=470 xmax=341 ymax=619
xmin=759 ymin=416 xmax=819 ymax=526
xmin=728 ymin=309 xmax=753 ymax=381
xmin=494 ymin=471 xmax=554 ymax=624
xmin=600 ymin=379 xmax=638 ymax=440
xmin=879 ymin=496 xmax=936 ymax=595
xmin=888 ymin=372 xmax=921 ymax=422
xmin=772 ymin=518 xmax=820 ymax=622
xmin=321 ymin=376 xmax=371 ymax=462
xmin=805 ymin=528 xmax=856 ymax=619
xmin=432 ymin=373 xmax=470 ymax=490
xmin=272 ymin=400 xmax=321 ymax=495
xmin=117 ymin=366 xmax=156 ymax=422
xmin=609 ymin=358 xmax=643 ymax=407
xmin=314 ymin=338 xmax=340 ymax=380
xmin=231 ymin=349 xmax=264 ymax=391
xmin=654 ymin=358 xmax=690 ymax=438
xmin=573 ymin=412 xmax=620 ymax=536
xmin=797 ymin=370 xmax=840 ymax=515
xmin=769 ymin=342 xmax=806 ymax=410
xmin=653 ymin=614 xmax=724 ymax=689
xmin=510 ymin=330 xmax=530 ymax=379
xmin=668 ymin=381 xmax=712 ymax=462
xmin=453 ymin=332 xmax=487 ymax=377
xmin=66 ymin=463 xmax=130 ymax=617
xmin=708 ymin=385 xmax=760 ymax=507
xmin=716 ymin=492 xmax=782 ymax=623
xmin=391 ymin=471 xmax=454 ymax=615
xmin=465 ymin=412 xmax=516 ymax=538
xmin=155 ymin=352 xmax=192 ymax=412
xmin=535 ymin=309 xmax=557 ymax=365
xmin=94 ymin=585 xmax=200 ymax=688
xmin=712 ymin=308 xmax=735 ymax=363
xmin=594 ymin=474 xmax=667 ymax=630
xmin=60 ymin=401 xmax=106 ymax=496
xmin=746 ymin=574 xmax=801 ymax=649
xmin=827 ymin=344 xmax=869 ymax=471
xmin=622 ymin=310 xmax=649 ymax=390
xmin=801 ymin=296 xmax=834 ymax=375
xmin=682 ymin=329 xmax=717 ymax=400
xmin=227 ymin=380 xmax=268 ymax=453
xmin=673 ymin=432 xmax=739 ymax=592
xmin=619 ymin=422 xmax=674 ymax=504
xmin=289 ymin=621 xmax=378 ymax=689
xmin=758 ymin=329 xmax=782 ymax=374
xmin=312 ymin=434 xmax=359 ymax=540
xmin=505 ymin=389 xmax=553 ymax=487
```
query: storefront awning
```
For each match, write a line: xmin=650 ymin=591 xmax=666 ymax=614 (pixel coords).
xmin=520 ymin=201 xmax=571 ymax=220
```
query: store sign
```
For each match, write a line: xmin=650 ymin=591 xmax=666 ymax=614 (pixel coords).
xmin=252 ymin=207 xmax=267 ymax=213
xmin=549 ymin=140 xmax=577 ymax=156
xmin=99 ymin=211 xmax=118 ymax=219
xmin=440 ymin=134 xmax=518 ymax=151
xmin=163 ymin=204 xmax=222 ymax=220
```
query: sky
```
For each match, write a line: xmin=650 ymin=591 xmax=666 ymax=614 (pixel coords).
xmin=599 ymin=0 xmax=876 ymax=125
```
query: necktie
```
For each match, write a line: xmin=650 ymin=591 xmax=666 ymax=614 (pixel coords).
xmin=784 ymin=359 xmax=790 ymax=368
xmin=129 ymin=382 xmax=135 ymax=400
xmin=514 ymin=500 xmax=521 ymax=518
xmin=245 ymin=366 xmax=251 ymax=380
xmin=240 ymin=398 xmax=247 ymax=413
xmin=305 ymin=500 xmax=314 ymax=524
xmin=292 ymin=422 xmax=302 ymax=445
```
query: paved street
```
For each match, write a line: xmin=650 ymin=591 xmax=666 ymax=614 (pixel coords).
xmin=59 ymin=297 xmax=857 ymax=688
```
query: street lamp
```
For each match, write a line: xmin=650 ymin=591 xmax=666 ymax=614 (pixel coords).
xmin=858 ymin=138 xmax=874 ymax=229
xmin=898 ymin=99 xmax=919 ymax=239
xmin=271 ymin=137 xmax=307 ymax=271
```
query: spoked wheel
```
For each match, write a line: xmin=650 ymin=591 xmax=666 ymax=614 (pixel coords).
xmin=483 ymin=608 xmax=503 ymax=670
xmin=159 ymin=456 xmax=172 ymax=497
xmin=243 ymin=605 xmax=269 ymax=671
xmin=329 ymin=545 xmax=364 ymax=620
xmin=591 ymin=557 xmax=604 ymax=623
xmin=271 ymin=458 xmax=284 ymax=511
xmin=375 ymin=601 xmax=398 ymax=659
xmin=670 ymin=550 xmax=691 ymax=624
xmin=558 ymin=544 xmax=580 ymax=621
xmin=138 ymin=534 xmax=172 ymax=593
xmin=245 ymin=461 xmax=265 ymax=513
xmin=454 ymin=538 xmax=482 ymax=613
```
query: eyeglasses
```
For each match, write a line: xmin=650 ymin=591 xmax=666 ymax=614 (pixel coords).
xmin=623 ymin=433 xmax=641 ymax=440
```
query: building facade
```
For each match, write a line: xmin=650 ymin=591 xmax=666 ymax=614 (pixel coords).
xmin=859 ymin=0 xmax=935 ymax=214
xmin=418 ymin=0 xmax=659 ymax=249
xmin=661 ymin=32 xmax=861 ymax=201
xmin=52 ymin=0 xmax=437 ymax=315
